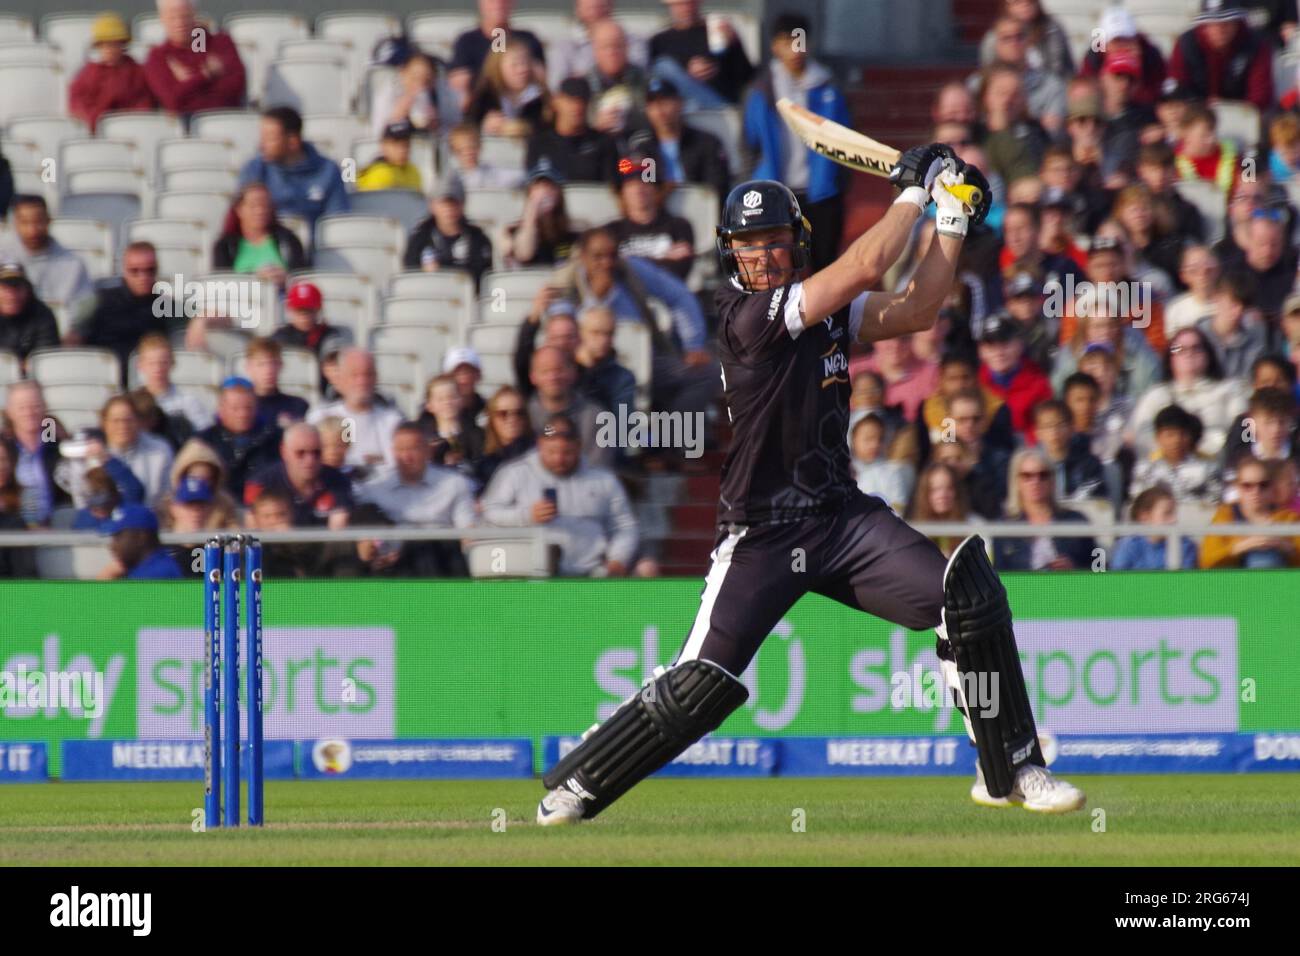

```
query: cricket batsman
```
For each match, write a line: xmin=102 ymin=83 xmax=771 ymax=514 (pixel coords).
xmin=538 ymin=145 xmax=1086 ymax=824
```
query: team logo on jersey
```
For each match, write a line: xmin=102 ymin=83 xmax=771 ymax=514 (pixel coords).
xmin=819 ymin=343 xmax=849 ymax=387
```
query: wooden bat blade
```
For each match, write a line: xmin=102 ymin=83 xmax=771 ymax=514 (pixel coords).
xmin=776 ymin=97 xmax=900 ymax=179
xmin=776 ymin=97 xmax=984 ymax=211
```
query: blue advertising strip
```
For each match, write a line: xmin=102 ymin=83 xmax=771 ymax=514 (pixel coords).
xmin=0 ymin=742 xmax=48 ymax=782
xmin=544 ymin=737 xmax=780 ymax=777
xmin=1052 ymin=733 xmax=1240 ymax=774
xmin=61 ymin=740 xmax=295 ymax=782
xmin=778 ymin=736 xmax=978 ymax=777
xmin=297 ymin=739 xmax=533 ymax=779
xmin=1245 ymin=734 xmax=1300 ymax=772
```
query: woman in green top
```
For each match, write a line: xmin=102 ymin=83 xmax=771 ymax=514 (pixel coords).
xmin=211 ymin=182 xmax=308 ymax=286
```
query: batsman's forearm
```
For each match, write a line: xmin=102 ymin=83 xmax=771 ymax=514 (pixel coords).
xmin=901 ymin=231 xmax=963 ymax=330
xmin=841 ymin=200 xmax=919 ymax=287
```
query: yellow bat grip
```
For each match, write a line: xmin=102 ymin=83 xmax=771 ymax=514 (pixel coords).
xmin=945 ymin=183 xmax=983 ymax=209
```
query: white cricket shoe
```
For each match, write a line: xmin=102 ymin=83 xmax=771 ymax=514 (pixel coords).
xmin=971 ymin=762 xmax=1086 ymax=814
xmin=536 ymin=787 xmax=586 ymax=826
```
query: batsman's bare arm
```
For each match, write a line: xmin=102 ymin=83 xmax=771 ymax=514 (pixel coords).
xmin=853 ymin=230 xmax=962 ymax=343
xmin=797 ymin=200 xmax=921 ymax=326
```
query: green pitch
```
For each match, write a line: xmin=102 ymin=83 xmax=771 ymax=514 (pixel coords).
xmin=2 ymin=775 xmax=1297 ymax=866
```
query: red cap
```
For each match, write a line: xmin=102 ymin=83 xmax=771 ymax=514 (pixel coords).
xmin=1102 ymin=49 xmax=1141 ymax=77
xmin=285 ymin=281 xmax=322 ymax=311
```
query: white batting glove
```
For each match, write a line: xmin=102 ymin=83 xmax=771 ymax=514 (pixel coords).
xmin=932 ymin=168 xmax=970 ymax=238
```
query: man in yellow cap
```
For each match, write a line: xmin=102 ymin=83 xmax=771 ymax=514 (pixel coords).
xmin=69 ymin=12 xmax=156 ymax=132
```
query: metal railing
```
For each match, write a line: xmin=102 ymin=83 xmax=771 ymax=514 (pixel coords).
xmin=2 ymin=522 xmax=1299 ymax=574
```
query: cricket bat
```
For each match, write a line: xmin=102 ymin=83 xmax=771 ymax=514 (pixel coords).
xmin=775 ymin=98 xmax=982 ymax=209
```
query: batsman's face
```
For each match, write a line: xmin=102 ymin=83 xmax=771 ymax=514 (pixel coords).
xmin=731 ymin=227 xmax=795 ymax=291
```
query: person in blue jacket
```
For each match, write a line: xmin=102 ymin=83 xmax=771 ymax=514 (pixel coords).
xmin=238 ymin=106 xmax=350 ymax=229
xmin=98 ymin=504 xmax=183 ymax=580
xmin=742 ymin=12 xmax=849 ymax=270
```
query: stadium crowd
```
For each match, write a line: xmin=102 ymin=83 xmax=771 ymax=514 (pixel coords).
xmin=1 ymin=0 xmax=1300 ymax=579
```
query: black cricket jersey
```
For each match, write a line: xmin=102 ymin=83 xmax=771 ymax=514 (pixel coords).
xmin=714 ymin=281 xmax=863 ymax=526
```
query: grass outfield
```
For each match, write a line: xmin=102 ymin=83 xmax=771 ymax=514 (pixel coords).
xmin=2 ymin=775 xmax=1297 ymax=866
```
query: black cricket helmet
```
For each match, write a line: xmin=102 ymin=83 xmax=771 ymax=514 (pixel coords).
xmin=715 ymin=180 xmax=812 ymax=291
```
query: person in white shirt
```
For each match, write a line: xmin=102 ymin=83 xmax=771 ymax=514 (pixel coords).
xmin=101 ymin=393 xmax=174 ymax=504
xmin=370 ymin=52 xmax=440 ymax=139
xmin=133 ymin=333 xmax=215 ymax=431
xmin=1127 ymin=326 xmax=1247 ymax=458
xmin=1163 ymin=244 xmax=1219 ymax=339
xmin=307 ymin=348 xmax=404 ymax=471
xmin=359 ymin=422 xmax=478 ymax=528
xmin=481 ymin=413 xmax=638 ymax=576
xmin=548 ymin=0 xmax=649 ymax=91
xmin=0 ymin=196 xmax=95 ymax=323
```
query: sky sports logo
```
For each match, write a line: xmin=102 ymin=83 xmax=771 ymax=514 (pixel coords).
xmin=49 ymin=886 xmax=151 ymax=936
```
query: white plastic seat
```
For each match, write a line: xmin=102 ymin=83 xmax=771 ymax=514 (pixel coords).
xmin=313 ymin=245 xmax=400 ymax=288
xmin=28 ymin=347 xmax=121 ymax=387
xmin=0 ymin=63 xmax=66 ymax=125
xmin=477 ymin=295 xmax=532 ymax=325
xmin=154 ymin=191 xmax=231 ymax=226
xmin=49 ymin=219 xmax=115 ymax=280
xmin=477 ymin=267 xmax=552 ymax=306
xmin=315 ymin=214 xmax=404 ymax=253
xmin=0 ymin=351 xmax=21 ymax=386
xmin=372 ymin=349 xmax=422 ymax=416
xmin=127 ymin=217 xmax=210 ymax=252
xmin=61 ymin=137 xmax=141 ymax=173
xmin=159 ymin=166 xmax=239 ymax=194
xmin=387 ymin=270 xmax=476 ymax=302
xmin=380 ymin=294 xmax=473 ymax=334
xmin=57 ymin=193 xmax=142 ymax=251
xmin=0 ymin=14 xmax=35 ymax=40
xmin=563 ymin=183 xmax=619 ymax=228
xmin=97 ymin=113 xmax=184 ymax=175
xmin=65 ymin=167 xmax=149 ymax=201
xmin=189 ymin=110 xmax=262 ymax=158
xmin=151 ymin=243 xmax=210 ymax=279
xmin=155 ymin=138 xmax=239 ymax=178
xmin=0 ymin=41 xmax=59 ymax=66
xmin=370 ymin=323 xmax=455 ymax=384
xmin=316 ymin=12 xmax=401 ymax=99
xmin=4 ymin=116 xmax=87 ymax=166
xmin=406 ymin=13 xmax=478 ymax=61
xmin=40 ymin=13 xmax=97 ymax=71
xmin=265 ymin=59 xmax=351 ymax=116
xmin=303 ymin=112 xmax=369 ymax=160
xmin=467 ymin=322 xmax=522 ymax=357
xmin=464 ymin=188 xmax=525 ymax=236
xmin=345 ymin=189 xmax=429 ymax=232
xmin=224 ymin=11 xmax=309 ymax=50
xmin=41 ymin=382 xmax=116 ymax=411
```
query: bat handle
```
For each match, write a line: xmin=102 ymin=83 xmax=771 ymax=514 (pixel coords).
xmin=945 ymin=183 xmax=983 ymax=210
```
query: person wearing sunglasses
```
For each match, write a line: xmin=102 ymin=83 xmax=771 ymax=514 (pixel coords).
xmin=66 ymin=241 xmax=170 ymax=385
xmin=1129 ymin=326 xmax=1246 ymax=458
xmin=1201 ymin=459 xmax=1300 ymax=568
xmin=993 ymin=447 xmax=1096 ymax=571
